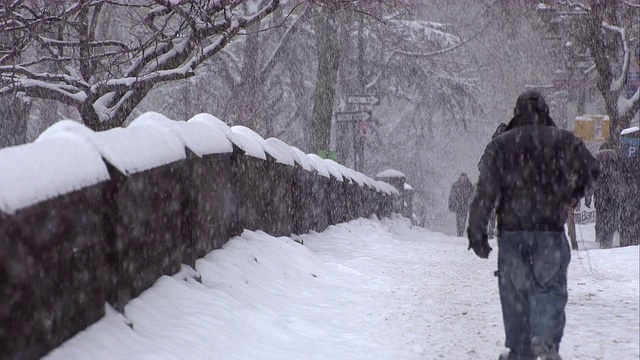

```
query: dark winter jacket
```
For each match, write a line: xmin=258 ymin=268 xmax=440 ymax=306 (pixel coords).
xmin=477 ymin=123 xmax=508 ymax=172
xmin=448 ymin=177 xmax=474 ymax=214
xmin=468 ymin=111 xmax=600 ymax=233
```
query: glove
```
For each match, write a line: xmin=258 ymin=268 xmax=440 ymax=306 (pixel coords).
xmin=467 ymin=227 xmax=492 ymax=259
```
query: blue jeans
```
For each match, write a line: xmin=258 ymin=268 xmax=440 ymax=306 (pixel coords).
xmin=497 ymin=231 xmax=571 ymax=359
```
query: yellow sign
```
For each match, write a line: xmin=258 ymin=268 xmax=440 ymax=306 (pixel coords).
xmin=574 ymin=115 xmax=609 ymax=141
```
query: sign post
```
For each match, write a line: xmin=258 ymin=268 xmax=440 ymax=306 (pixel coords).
xmin=335 ymin=94 xmax=379 ymax=171
xmin=346 ymin=94 xmax=380 ymax=106
xmin=335 ymin=110 xmax=372 ymax=123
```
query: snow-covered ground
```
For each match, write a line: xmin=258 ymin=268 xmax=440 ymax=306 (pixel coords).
xmin=45 ymin=217 xmax=639 ymax=360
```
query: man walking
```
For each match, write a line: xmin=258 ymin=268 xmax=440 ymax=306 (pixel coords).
xmin=448 ymin=172 xmax=474 ymax=236
xmin=467 ymin=90 xmax=599 ymax=360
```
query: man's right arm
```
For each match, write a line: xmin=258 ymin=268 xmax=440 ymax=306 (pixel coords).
xmin=468 ymin=143 xmax=500 ymax=240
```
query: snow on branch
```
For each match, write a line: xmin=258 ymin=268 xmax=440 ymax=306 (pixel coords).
xmin=618 ymin=85 xmax=640 ymax=115
xmin=558 ymin=0 xmax=591 ymax=12
xmin=259 ymin=3 xmax=310 ymax=81
xmin=622 ymin=1 xmax=640 ymax=8
xmin=0 ymin=0 xmax=280 ymax=129
xmin=380 ymin=20 xmax=490 ymax=71
xmin=0 ymin=77 xmax=87 ymax=105
xmin=602 ymin=21 xmax=629 ymax=93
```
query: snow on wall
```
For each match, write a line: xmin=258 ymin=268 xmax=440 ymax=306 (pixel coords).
xmin=338 ymin=164 xmax=356 ymax=184
xmin=0 ymin=110 xmax=396 ymax=214
xmin=305 ymin=154 xmax=331 ymax=178
xmin=323 ymin=159 xmax=349 ymax=183
xmin=228 ymin=129 xmax=266 ymax=160
xmin=93 ymin=125 xmax=186 ymax=175
xmin=376 ymin=181 xmax=400 ymax=195
xmin=188 ymin=113 xmax=244 ymax=152
xmin=376 ymin=169 xmax=406 ymax=178
xmin=375 ymin=181 xmax=392 ymax=194
xmin=369 ymin=181 xmax=385 ymax=193
xmin=289 ymin=147 xmax=313 ymax=172
xmin=231 ymin=126 xmax=292 ymax=166
xmin=359 ymin=171 xmax=378 ymax=189
xmin=39 ymin=119 xmax=187 ymax=175
xmin=345 ymin=168 xmax=366 ymax=187
xmin=343 ymin=167 xmax=376 ymax=189
xmin=0 ymin=128 xmax=110 ymax=214
xmin=130 ymin=112 xmax=233 ymax=157
xmin=265 ymin=138 xmax=297 ymax=167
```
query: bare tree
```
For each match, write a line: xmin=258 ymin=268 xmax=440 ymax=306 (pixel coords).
xmin=132 ymin=1 xmax=314 ymax=142
xmin=583 ymin=1 xmax=640 ymax=142
xmin=0 ymin=0 xmax=279 ymax=131
xmin=220 ymin=1 xmax=312 ymax=134
xmin=308 ymin=3 xmax=340 ymax=154
xmin=538 ymin=0 xmax=640 ymax=143
xmin=0 ymin=29 xmax=30 ymax=147
xmin=0 ymin=92 xmax=31 ymax=147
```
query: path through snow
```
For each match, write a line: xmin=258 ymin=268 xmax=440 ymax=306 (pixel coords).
xmin=45 ymin=217 xmax=639 ymax=360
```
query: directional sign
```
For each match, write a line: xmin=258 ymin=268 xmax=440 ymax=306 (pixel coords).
xmin=346 ymin=94 xmax=379 ymax=106
xmin=335 ymin=110 xmax=371 ymax=123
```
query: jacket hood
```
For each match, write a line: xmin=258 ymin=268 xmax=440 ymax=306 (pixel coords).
xmin=492 ymin=123 xmax=508 ymax=139
xmin=505 ymin=112 xmax=557 ymax=131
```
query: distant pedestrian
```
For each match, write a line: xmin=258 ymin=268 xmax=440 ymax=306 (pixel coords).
xmin=467 ymin=90 xmax=599 ymax=360
xmin=585 ymin=144 xmax=621 ymax=248
xmin=448 ymin=173 xmax=474 ymax=236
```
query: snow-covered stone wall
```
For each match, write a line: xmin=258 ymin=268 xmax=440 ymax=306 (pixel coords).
xmin=0 ymin=112 xmax=405 ymax=360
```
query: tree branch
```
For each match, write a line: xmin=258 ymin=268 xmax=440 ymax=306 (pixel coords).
xmin=0 ymin=78 xmax=85 ymax=106
xmin=602 ymin=21 xmax=629 ymax=92
xmin=1 ymin=0 xmax=281 ymax=129
xmin=384 ymin=20 xmax=489 ymax=64
xmin=259 ymin=3 xmax=310 ymax=82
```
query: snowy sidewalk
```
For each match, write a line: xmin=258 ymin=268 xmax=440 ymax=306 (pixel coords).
xmin=45 ymin=217 xmax=639 ymax=360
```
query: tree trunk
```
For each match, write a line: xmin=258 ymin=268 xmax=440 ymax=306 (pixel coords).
xmin=78 ymin=100 xmax=108 ymax=131
xmin=0 ymin=94 xmax=31 ymax=148
xmin=224 ymin=21 xmax=263 ymax=130
xmin=29 ymin=99 xmax=61 ymax=141
xmin=583 ymin=2 xmax=639 ymax=143
xmin=309 ymin=7 xmax=340 ymax=154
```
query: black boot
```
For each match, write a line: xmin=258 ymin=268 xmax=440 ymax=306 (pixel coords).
xmin=531 ymin=338 xmax=562 ymax=360
xmin=499 ymin=350 xmax=536 ymax=360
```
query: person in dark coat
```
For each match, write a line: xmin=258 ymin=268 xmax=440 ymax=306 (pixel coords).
xmin=467 ymin=90 xmax=599 ymax=360
xmin=448 ymin=173 xmax=474 ymax=236
xmin=585 ymin=145 xmax=620 ymax=248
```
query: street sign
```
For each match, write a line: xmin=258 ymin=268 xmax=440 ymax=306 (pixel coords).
xmin=335 ymin=110 xmax=371 ymax=123
xmin=346 ymin=94 xmax=379 ymax=106
xmin=358 ymin=121 xmax=371 ymax=137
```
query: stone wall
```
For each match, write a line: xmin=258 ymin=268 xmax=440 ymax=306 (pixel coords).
xmin=0 ymin=115 xmax=404 ymax=360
